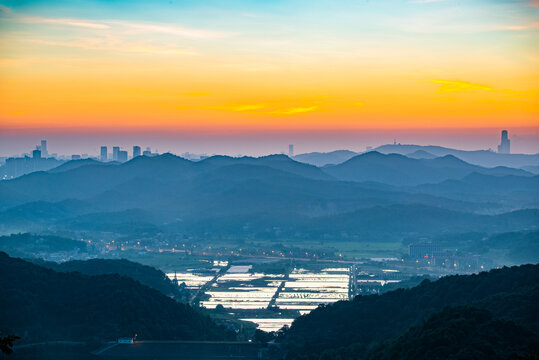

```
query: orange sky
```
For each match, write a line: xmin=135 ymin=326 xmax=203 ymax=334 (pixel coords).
xmin=1 ymin=0 xmax=538 ymax=143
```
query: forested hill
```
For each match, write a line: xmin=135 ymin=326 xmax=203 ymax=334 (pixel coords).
xmin=281 ymin=264 xmax=539 ymax=359
xmin=34 ymin=258 xmax=182 ymax=299
xmin=0 ymin=252 xmax=232 ymax=343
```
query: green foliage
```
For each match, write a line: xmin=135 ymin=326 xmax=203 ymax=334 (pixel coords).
xmin=281 ymin=264 xmax=539 ymax=359
xmin=0 ymin=252 xmax=233 ymax=343
xmin=0 ymin=233 xmax=86 ymax=255
xmin=34 ymin=258 xmax=185 ymax=300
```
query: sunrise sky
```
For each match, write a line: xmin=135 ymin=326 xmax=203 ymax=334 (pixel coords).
xmin=1 ymin=0 xmax=538 ymax=155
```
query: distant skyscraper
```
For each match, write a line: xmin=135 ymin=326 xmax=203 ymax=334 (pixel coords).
xmin=288 ymin=144 xmax=294 ymax=157
xmin=32 ymin=149 xmax=41 ymax=159
xmin=497 ymin=130 xmax=510 ymax=154
xmin=133 ymin=145 xmax=141 ymax=158
xmin=113 ymin=146 xmax=120 ymax=161
xmin=117 ymin=150 xmax=128 ymax=162
xmin=100 ymin=146 xmax=108 ymax=161
xmin=40 ymin=140 xmax=48 ymax=157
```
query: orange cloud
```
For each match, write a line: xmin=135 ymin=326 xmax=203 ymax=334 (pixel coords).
xmin=431 ymin=80 xmax=494 ymax=93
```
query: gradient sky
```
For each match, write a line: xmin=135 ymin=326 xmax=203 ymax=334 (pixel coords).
xmin=1 ymin=0 xmax=538 ymax=156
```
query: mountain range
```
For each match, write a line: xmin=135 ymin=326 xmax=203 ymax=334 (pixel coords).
xmin=293 ymin=144 xmax=539 ymax=168
xmin=0 ymin=152 xmax=537 ymax=242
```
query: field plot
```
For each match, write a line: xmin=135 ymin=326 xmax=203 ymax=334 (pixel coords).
xmin=200 ymin=267 xmax=284 ymax=310
xmin=276 ymin=267 xmax=350 ymax=315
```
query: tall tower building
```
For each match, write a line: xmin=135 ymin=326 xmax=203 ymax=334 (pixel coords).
xmin=288 ymin=144 xmax=294 ymax=157
xmin=113 ymin=146 xmax=120 ymax=161
xmin=100 ymin=146 xmax=108 ymax=161
xmin=497 ymin=130 xmax=510 ymax=154
xmin=133 ymin=146 xmax=141 ymax=158
xmin=40 ymin=140 xmax=48 ymax=157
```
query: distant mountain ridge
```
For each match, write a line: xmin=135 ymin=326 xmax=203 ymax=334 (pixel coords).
xmin=323 ymin=151 xmax=531 ymax=186
xmin=0 ymin=152 xmax=537 ymax=241
xmin=293 ymin=144 xmax=539 ymax=168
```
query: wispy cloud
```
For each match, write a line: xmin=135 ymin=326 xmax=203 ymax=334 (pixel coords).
xmin=112 ymin=21 xmax=233 ymax=39
xmin=431 ymin=80 xmax=494 ymax=93
xmin=21 ymin=17 xmax=110 ymax=29
xmin=9 ymin=12 xmax=233 ymax=39
xmin=498 ymin=22 xmax=539 ymax=31
xmin=271 ymin=106 xmax=318 ymax=115
xmin=28 ymin=38 xmax=198 ymax=55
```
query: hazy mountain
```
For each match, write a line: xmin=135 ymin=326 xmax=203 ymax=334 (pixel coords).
xmin=405 ymin=150 xmax=437 ymax=159
xmin=0 ymin=252 xmax=231 ymax=343
xmin=323 ymin=151 xmax=531 ymax=186
xmin=415 ymin=173 xmax=539 ymax=208
xmin=522 ymin=165 xmax=539 ymax=174
xmin=48 ymin=158 xmax=109 ymax=173
xmin=293 ymin=150 xmax=358 ymax=166
xmin=375 ymin=144 xmax=539 ymax=168
xmin=0 ymin=233 xmax=86 ymax=257
xmin=0 ymin=153 xmax=536 ymax=240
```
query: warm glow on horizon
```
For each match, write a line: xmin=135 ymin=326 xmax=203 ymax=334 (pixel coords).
xmin=1 ymin=0 xmax=538 ymax=140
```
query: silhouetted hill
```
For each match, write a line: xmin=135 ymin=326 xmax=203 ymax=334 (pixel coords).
xmin=48 ymin=158 xmax=108 ymax=173
xmin=197 ymin=154 xmax=332 ymax=180
xmin=293 ymin=150 xmax=358 ymax=166
xmin=375 ymin=144 xmax=539 ymax=168
xmin=405 ymin=149 xmax=437 ymax=159
xmin=0 ymin=233 xmax=86 ymax=258
xmin=323 ymin=152 xmax=531 ymax=186
xmin=34 ymin=258 xmax=182 ymax=299
xmin=0 ymin=153 xmax=331 ymax=209
xmin=282 ymin=264 xmax=539 ymax=358
xmin=364 ymin=306 xmax=539 ymax=360
xmin=415 ymin=173 xmax=539 ymax=208
xmin=0 ymin=252 xmax=231 ymax=343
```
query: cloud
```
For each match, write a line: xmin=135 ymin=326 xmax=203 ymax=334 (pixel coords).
xmin=498 ymin=22 xmax=539 ymax=31
xmin=232 ymin=104 xmax=267 ymax=111
xmin=21 ymin=17 xmax=110 ymax=29
xmin=0 ymin=4 xmax=12 ymax=16
xmin=28 ymin=38 xmax=198 ymax=55
xmin=11 ymin=14 xmax=233 ymax=39
xmin=529 ymin=0 xmax=539 ymax=7
xmin=112 ymin=21 xmax=233 ymax=39
xmin=431 ymin=80 xmax=494 ymax=93
xmin=271 ymin=106 xmax=318 ymax=115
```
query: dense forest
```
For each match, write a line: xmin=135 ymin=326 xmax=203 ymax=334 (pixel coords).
xmin=280 ymin=264 xmax=539 ymax=359
xmin=0 ymin=252 xmax=233 ymax=343
xmin=33 ymin=257 xmax=185 ymax=300
xmin=0 ymin=233 xmax=86 ymax=257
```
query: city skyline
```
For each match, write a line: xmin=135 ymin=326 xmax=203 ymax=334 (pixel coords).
xmin=1 ymin=127 xmax=538 ymax=158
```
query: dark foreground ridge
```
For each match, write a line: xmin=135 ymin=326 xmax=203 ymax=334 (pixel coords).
xmin=280 ymin=263 xmax=539 ymax=359
xmin=0 ymin=252 xmax=232 ymax=343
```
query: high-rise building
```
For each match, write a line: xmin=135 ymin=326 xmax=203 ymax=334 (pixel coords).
xmin=113 ymin=146 xmax=120 ymax=161
xmin=32 ymin=149 xmax=41 ymax=159
xmin=497 ymin=130 xmax=510 ymax=154
xmin=100 ymin=146 xmax=108 ymax=162
xmin=133 ymin=146 xmax=141 ymax=158
xmin=288 ymin=144 xmax=294 ymax=157
xmin=40 ymin=140 xmax=48 ymax=157
xmin=117 ymin=150 xmax=128 ymax=162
